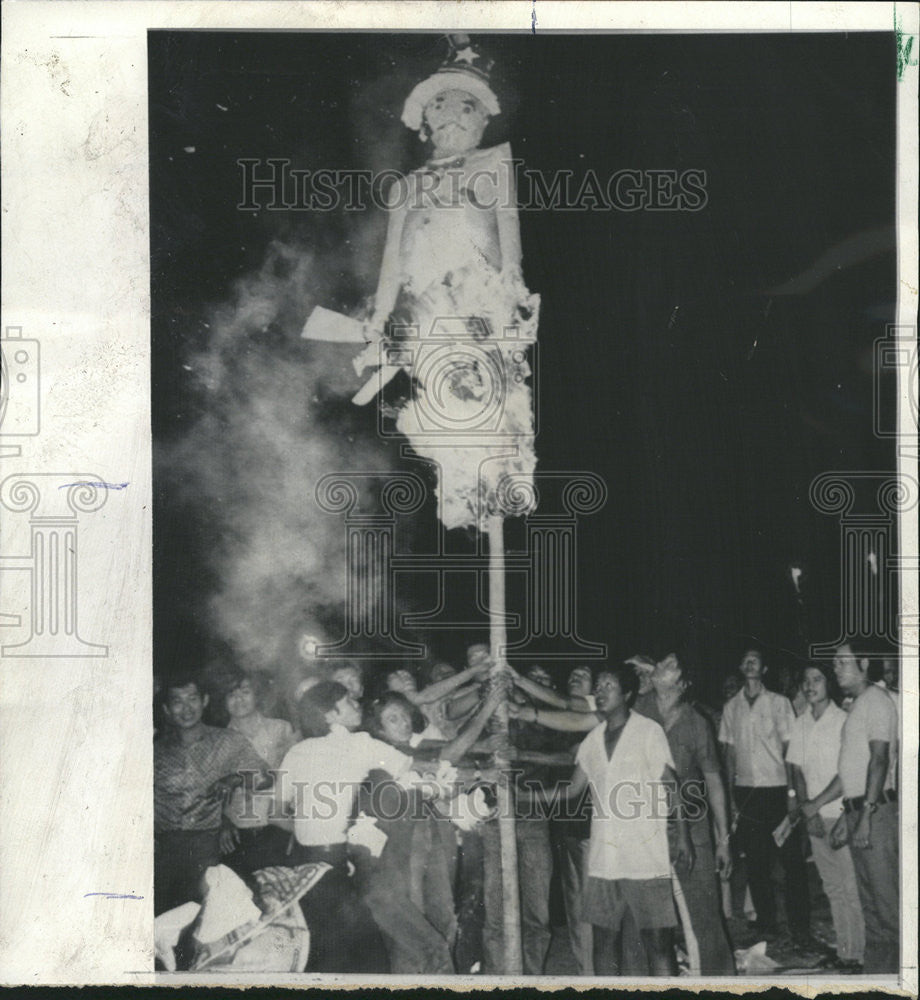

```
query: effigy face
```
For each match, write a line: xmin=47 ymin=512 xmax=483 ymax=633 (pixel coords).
xmin=423 ymin=88 xmax=489 ymax=156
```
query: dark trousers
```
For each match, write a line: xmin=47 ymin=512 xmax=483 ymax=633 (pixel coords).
xmin=222 ymin=826 xmax=292 ymax=877
xmin=362 ymin=820 xmax=456 ymax=974
xmin=363 ymin=873 xmax=454 ymax=974
xmin=154 ymin=828 xmax=220 ymax=916
xmin=556 ymin=835 xmax=593 ymax=975
xmin=482 ymin=817 xmax=553 ymax=974
xmin=453 ymin=830 xmax=486 ymax=974
xmin=289 ymin=843 xmax=389 ymax=974
xmin=846 ymin=801 xmax=899 ymax=973
xmin=674 ymin=830 xmax=736 ymax=974
xmin=734 ymin=786 xmax=810 ymax=934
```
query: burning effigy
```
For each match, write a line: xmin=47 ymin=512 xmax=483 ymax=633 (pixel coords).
xmin=302 ymin=34 xmax=537 ymax=973
xmin=305 ymin=35 xmax=539 ymax=530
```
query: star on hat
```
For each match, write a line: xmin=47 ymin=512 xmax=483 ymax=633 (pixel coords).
xmin=401 ymin=39 xmax=500 ymax=131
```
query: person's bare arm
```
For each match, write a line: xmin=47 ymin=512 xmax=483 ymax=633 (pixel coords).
xmin=864 ymin=740 xmax=890 ymax=805
xmin=663 ymin=764 xmax=694 ymax=873
xmin=566 ymin=764 xmax=589 ymax=798
xmin=444 ymin=684 xmax=481 ymax=721
xmin=512 ymin=672 xmax=569 ymax=708
xmin=720 ymin=742 xmax=737 ymax=813
xmin=511 ymin=701 xmax=598 ymax=733
xmin=514 ymin=748 xmax=576 ymax=766
xmin=702 ymin=766 xmax=733 ymax=874
xmin=803 ymin=773 xmax=843 ymax=814
xmin=414 ymin=664 xmax=487 ymax=706
xmin=851 ymin=740 xmax=890 ymax=849
xmin=788 ymin=763 xmax=825 ymax=838
xmin=440 ymin=687 xmax=502 ymax=763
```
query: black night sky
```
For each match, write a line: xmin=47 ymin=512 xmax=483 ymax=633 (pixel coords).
xmin=150 ymin=31 xmax=898 ymax=703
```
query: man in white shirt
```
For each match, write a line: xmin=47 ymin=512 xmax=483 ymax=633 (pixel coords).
xmin=788 ymin=662 xmax=864 ymax=969
xmin=568 ymin=664 xmax=692 ymax=975
xmin=279 ymin=712 xmax=413 ymax=850
xmin=276 ymin=680 xmax=415 ymax=972
xmin=718 ymin=647 xmax=808 ymax=940
xmin=806 ymin=643 xmax=899 ymax=974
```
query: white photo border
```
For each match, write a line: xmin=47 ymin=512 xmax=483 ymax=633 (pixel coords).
xmin=0 ymin=1 xmax=917 ymax=992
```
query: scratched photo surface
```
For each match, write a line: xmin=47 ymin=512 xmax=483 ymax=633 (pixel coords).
xmin=145 ymin=29 xmax=909 ymax=982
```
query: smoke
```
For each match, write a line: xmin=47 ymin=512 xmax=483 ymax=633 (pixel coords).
xmin=158 ymin=238 xmax=398 ymax=685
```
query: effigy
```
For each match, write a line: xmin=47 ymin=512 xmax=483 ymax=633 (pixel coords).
xmin=303 ymin=35 xmax=537 ymax=972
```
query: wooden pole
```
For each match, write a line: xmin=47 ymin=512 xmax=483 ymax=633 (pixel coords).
xmin=487 ymin=513 xmax=523 ymax=975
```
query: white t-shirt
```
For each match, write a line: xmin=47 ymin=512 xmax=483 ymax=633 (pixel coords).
xmin=278 ymin=724 xmax=412 ymax=846
xmin=786 ymin=703 xmax=847 ymax=819
xmin=838 ymin=684 xmax=898 ymax=799
xmin=575 ymin=712 xmax=675 ymax=881
xmin=718 ymin=688 xmax=794 ymax=787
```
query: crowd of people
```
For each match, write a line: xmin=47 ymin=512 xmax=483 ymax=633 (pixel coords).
xmin=153 ymin=640 xmax=900 ymax=977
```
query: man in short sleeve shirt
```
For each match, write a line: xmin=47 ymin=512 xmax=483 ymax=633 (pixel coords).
xmin=832 ymin=643 xmax=899 ymax=974
xmin=718 ymin=648 xmax=809 ymax=939
xmin=154 ymin=673 xmax=270 ymax=914
xmin=278 ymin=710 xmax=413 ymax=850
xmin=787 ymin=663 xmax=864 ymax=969
xmin=277 ymin=680 xmax=414 ymax=973
xmin=638 ymin=653 xmax=735 ymax=974
xmin=572 ymin=664 xmax=691 ymax=975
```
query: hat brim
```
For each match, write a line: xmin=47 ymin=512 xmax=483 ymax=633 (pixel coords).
xmin=401 ymin=70 xmax=500 ymax=131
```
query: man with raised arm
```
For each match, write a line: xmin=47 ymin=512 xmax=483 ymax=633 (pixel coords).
xmin=642 ymin=652 xmax=735 ymax=974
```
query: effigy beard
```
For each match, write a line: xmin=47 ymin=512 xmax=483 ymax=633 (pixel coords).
xmin=390 ymin=265 xmax=539 ymax=531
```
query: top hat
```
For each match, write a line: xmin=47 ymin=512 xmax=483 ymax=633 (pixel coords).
xmin=402 ymin=35 xmax=500 ymax=131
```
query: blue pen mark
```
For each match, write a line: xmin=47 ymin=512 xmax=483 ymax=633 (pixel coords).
xmin=84 ymin=892 xmax=144 ymax=899
xmin=58 ymin=481 xmax=129 ymax=490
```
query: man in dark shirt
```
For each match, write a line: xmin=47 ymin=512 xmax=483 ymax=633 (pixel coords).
xmin=154 ymin=671 xmax=269 ymax=914
xmin=635 ymin=653 xmax=735 ymax=974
